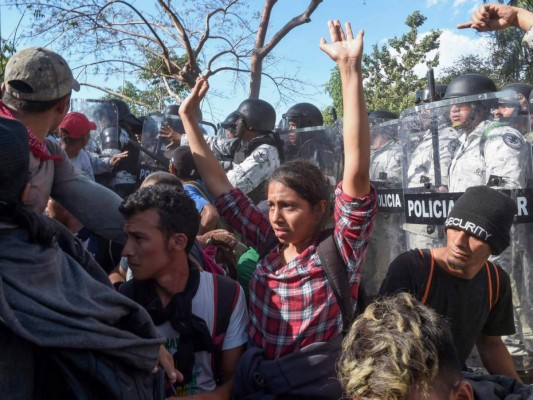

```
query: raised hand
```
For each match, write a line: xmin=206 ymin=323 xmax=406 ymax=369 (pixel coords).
xmin=180 ymin=76 xmax=209 ymax=119
xmin=319 ymin=20 xmax=364 ymax=67
xmin=457 ymin=3 xmax=518 ymax=32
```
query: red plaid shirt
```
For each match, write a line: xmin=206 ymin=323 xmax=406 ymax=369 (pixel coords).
xmin=215 ymin=183 xmax=377 ymax=359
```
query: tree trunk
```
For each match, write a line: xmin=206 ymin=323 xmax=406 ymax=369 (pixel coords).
xmin=249 ymin=52 xmax=263 ymax=99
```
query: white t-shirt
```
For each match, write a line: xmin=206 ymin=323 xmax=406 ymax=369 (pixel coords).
xmin=157 ymin=271 xmax=248 ymax=396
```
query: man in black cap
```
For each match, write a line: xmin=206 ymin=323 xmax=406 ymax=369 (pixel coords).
xmin=380 ymin=186 xmax=520 ymax=381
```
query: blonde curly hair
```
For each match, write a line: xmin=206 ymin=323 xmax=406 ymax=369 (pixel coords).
xmin=338 ymin=292 xmax=460 ymax=400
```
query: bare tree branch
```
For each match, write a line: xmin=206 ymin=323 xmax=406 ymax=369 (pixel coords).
xmin=82 ymin=82 xmax=153 ymax=108
xmin=249 ymin=0 xmax=322 ymax=97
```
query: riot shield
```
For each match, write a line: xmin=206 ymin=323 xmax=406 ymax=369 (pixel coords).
xmin=370 ymin=119 xmax=402 ymax=187
xmin=363 ymin=118 xmax=406 ymax=296
xmin=281 ymin=125 xmax=342 ymax=186
xmin=70 ymin=99 xmax=119 ymax=154
xmin=137 ymin=113 xmax=171 ymax=183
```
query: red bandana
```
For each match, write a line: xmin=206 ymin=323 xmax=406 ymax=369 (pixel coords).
xmin=0 ymin=101 xmax=62 ymax=161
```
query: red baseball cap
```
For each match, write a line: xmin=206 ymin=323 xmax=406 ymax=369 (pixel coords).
xmin=59 ymin=112 xmax=97 ymax=139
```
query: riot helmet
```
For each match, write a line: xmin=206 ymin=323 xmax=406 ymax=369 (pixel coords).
xmin=221 ymin=111 xmax=240 ymax=129
xmin=164 ymin=104 xmax=180 ymax=116
xmin=444 ymin=74 xmax=496 ymax=131
xmin=443 ymin=73 xmax=496 ymax=99
xmin=414 ymin=84 xmax=447 ymax=104
xmin=235 ymin=98 xmax=276 ymax=133
xmin=493 ymin=88 xmax=520 ymax=121
xmin=92 ymin=103 xmax=117 ymax=130
xmin=220 ymin=111 xmax=239 ymax=139
xmin=368 ymin=110 xmax=398 ymax=126
xmin=107 ymin=98 xmax=143 ymax=129
xmin=501 ymin=83 xmax=533 ymax=114
xmin=282 ymin=103 xmax=324 ymax=129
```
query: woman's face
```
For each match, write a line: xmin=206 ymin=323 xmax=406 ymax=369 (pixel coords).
xmin=267 ymin=181 xmax=325 ymax=249
xmin=449 ymin=103 xmax=473 ymax=128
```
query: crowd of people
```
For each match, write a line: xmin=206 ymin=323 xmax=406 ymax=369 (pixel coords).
xmin=2 ymin=3 xmax=533 ymax=400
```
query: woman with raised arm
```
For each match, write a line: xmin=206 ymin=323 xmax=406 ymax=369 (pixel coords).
xmin=180 ymin=20 xmax=376 ymax=398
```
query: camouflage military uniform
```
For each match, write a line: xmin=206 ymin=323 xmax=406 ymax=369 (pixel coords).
xmin=227 ymin=144 xmax=280 ymax=196
xmin=369 ymin=140 xmax=402 ymax=184
xmin=449 ymin=120 xmax=527 ymax=192
xmin=403 ymin=127 xmax=460 ymax=250
xmin=406 ymin=127 xmax=460 ymax=189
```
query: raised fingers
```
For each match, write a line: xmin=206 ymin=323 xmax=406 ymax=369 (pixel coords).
xmin=345 ymin=21 xmax=354 ymax=40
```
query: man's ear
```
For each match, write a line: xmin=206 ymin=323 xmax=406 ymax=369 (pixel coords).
xmin=169 ymin=232 xmax=188 ymax=252
xmin=1 ymin=82 xmax=5 ymax=95
xmin=55 ymin=95 xmax=70 ymax=115
xmin=450 ymin=380 xmax=473 ymax=400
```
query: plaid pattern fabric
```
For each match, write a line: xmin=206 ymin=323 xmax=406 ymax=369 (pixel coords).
xmin=216 ymin=183 xmax=377 ymax=359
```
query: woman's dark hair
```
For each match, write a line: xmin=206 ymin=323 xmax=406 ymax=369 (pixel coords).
xmin=267 ymin=159 xmax=331 ymax=208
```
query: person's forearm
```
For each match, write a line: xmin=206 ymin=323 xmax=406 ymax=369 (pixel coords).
xmin=341 ymin=64 xmax=371 ymax=198
xmin=477 ymin=337 xmax=521 ymax=381
xmin=181 ymin=110 xmax=233 ymax=198
xmin=514 ymin=7 xmax=533 ymax=31
xmin=198 ymin=205 xmax=219 ymax=235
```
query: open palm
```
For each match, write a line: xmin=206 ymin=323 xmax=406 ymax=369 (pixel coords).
xmin=320 ymin=20 xmax=364 ymax=64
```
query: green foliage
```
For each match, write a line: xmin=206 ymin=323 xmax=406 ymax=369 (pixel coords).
xmin=139 ymin=52 xmax=190 ymax=98
xmin=101 ymin=81 xmax=176 ymax=116
xmin=325 ymin=11 xmax=441 ymax=116
xmin=101 ymin=52 xmax=191 ymax=116
xmin=321 ymin=105 xmax=337 ymax=126
xmin=325 ymin=67 xmax=342 ymax=119
xmin=437 ymin=54 xmax=506 ymax=88
xmin=0 ymin=40 xmax=16 ymax=82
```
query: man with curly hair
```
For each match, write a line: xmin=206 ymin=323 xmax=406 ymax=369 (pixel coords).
xmin=119 ymin=184 xmax=248 ymax=399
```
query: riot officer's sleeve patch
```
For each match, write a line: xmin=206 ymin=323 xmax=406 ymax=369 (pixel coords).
xmin=502 ymin=133 xmax=523 ymax=151
xmin=253 ymin=148 xmax=269 ymax=163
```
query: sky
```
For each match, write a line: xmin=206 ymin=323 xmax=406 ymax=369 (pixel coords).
xmin=1 ymin=0 xmax=492 ymax=124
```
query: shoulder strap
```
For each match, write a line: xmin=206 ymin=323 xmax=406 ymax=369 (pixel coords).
xmin=211 ymin=274 xmax=240 ymax=384
xmin=485 ymin=261 xmax=500 ymax=311
xmin=417 ymin=249 xmax=435 ymax=305
xmin=316 ymin=232 xmax=355 ymax=333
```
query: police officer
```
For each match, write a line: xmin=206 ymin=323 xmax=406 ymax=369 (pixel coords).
xmin=447 ymin=73 xmax=528 ymax=192
xmin=104 ymin=98 xmax=143 ymax=197
xmin=403 ymin=84 xmax=460 ymax=251
xmin=159 ymin=104 xmax=185 ymax=152
xmin=369 ymin=110 xmax=402 ymax=186
xmin=229 ymin=98 xmax=283 ymax=203
xmin=209 ymin=111 xmax=241 ymax=172
xmin=406 ymin=84 xmax=459 ymax=190
xmin=281 ymin=102 xmax=325 ymax=162
xmin=493 ymin=83 xmax=533 ymax=136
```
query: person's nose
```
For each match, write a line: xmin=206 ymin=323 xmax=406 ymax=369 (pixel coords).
xmin=122 ymin=237 xmax=133 ymax=257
